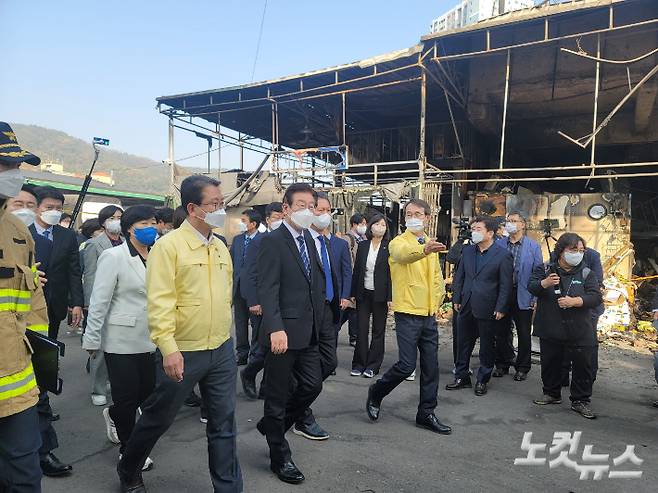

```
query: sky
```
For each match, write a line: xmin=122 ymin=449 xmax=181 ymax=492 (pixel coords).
xmin=1 ymin=0 xmax=457 ymax=172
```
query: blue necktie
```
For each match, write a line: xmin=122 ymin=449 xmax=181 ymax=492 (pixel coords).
xmin=42 ymin=230 xmax=51 ymax=241
xmin=243 ymin=235 xmax=251 ymax=261
xmin=319 ymin=237 xmax=334 ymax=302
xmin=296 ymin=236 xmax=311 ymax=280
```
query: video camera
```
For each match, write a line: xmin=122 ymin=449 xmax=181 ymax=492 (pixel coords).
xmin=451 ymin=217 xmax=471 ymax=241
xmin=541 ymin=218 xmax=559 ymax=238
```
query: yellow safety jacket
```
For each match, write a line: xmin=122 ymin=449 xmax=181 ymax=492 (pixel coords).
xmin=0 ymin=204 xmax=48 ymax=418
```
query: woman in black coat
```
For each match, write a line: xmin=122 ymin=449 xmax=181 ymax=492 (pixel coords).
xmin=528 ymin=232 xmax=602 ymax=419
xmin=350 ymin=214 xmax=392 ymax=378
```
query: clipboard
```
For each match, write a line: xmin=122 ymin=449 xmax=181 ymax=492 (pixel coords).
xmin=25 ymin=330 xmax=65 ymax=395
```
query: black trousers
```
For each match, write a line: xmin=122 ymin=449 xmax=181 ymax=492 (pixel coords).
xmin=0 ymin=406 xmax=42 ymax=493
xmin=540 ymin=338 xmax=593 ymax=403
xmin=561 ymin=314 xmax=600 ymax=384
xmin=298 ymin=304 xmax=336 ymax=426
xmin=36 ymin=391 xmax=57 ymax=460
xmin=233 ymin=291 xmax=251 ymax=360
xmin=119 ymin=342 xmax=242 ymax=493
xmin=104 ymin=352 xmax=155 ymax=454
xmin=260 ymin=345 xmax=322 ymax=466
xmin=496 ymin=298 xmax=534 ymax=372
xmin=371 ymin=313 xmax=439 ymax=416
xmin=455 ymin=306 xmax=496 ymax=383
xmin=352 ymin=290 xmax=387 ymax=373
xmin=340 ymin=308 xmax=358 ymax=341
xmin=242 ymin=315 xmax=267 ymax=392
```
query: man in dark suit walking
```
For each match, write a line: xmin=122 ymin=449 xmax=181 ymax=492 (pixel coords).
xmin=229 ymin=209 xmax=263 ymax=365
xmin=30 ymin=187 xmax=84 ymax=339
xmin=291 ymin=192 xmax=343 ymax=441
xmin=28 ymin=186 xmax=83 ymax=478
xmin=240 ymin=202 xmax=283 ymax=400
xmin=447 ymin=216 xmax=513 ymax=396
xmin=256 ymin=183 xmax=325 ymax=485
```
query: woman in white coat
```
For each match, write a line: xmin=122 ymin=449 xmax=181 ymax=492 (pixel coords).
xmin=82 ymin=205 xmax=158 ymax=470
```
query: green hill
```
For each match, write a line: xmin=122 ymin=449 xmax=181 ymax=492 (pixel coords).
xmin=10 ymin=123 xmax=196 ymax=195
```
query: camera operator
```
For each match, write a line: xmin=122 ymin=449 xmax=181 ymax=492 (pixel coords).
xmin=446 ymin=218 xmax=471 ymax=368
xmin=528 ymin=233 xmax=602 ymax=419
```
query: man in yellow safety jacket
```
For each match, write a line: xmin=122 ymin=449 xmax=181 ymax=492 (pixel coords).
xmin=0 ymin=121 xmax=49 ymax=492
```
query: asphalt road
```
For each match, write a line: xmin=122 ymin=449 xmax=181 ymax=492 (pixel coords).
xmin=43 ymin=324 xmax=657 ymax=493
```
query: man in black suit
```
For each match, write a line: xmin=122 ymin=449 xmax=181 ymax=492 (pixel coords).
xmin=447 ymin=216 xmax=513 ymax=396
xmin=229 ymin=208 xmax=263 ymax=365
xmin=292 ymin=192 xmax=341 ymax=441
xmin=30 ymin=187 xmax=84 ymax=339
xmin=240 ymin=202 xmax=283 ymax=400
xmin=256 ymin=184 xmax=325 ymax=485
xmin=28 ymin=186 xmax=83 ymax=478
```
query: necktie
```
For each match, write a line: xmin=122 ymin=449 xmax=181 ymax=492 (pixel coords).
xmin=319 ymin=237 xmax=334 ymax=302
xmin=243 ymin=235 xmax=251 ymax=261
xmin=43 ymin=229 xmax=51 ymax=241
xmin=296 ymin=235 xmax=311 ymax=280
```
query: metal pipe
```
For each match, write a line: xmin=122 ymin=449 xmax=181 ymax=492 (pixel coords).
xmin=560 ymin=46 xmax=658 ymax=65
xmin=419 ymin=70 xmax=427 ymax=197
xmin=217 ymin=114 xmax=221 ymax=181
xmin=433 ymin=171 xmax=658 ymax=184
xmin=168 ymin=118 xmax=175 ymax=201
xmin=590 ymin=34 xmax=601 ymax=168
xmin=341 ymin=92 xmax=346 ymax=145
xmin=499 ymin=49 xmax=511 ymax=170
xmin=444 ymin=89 xmax=464 ymax=161
xmin=425 ymin=160 xmax=658 ymax=174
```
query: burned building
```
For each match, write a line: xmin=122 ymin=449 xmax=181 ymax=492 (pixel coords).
xmin=157 ymin=0 xmax=658 ymax=328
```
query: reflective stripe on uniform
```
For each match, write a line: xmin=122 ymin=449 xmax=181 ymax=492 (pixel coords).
xmin=0 ymin=288 xmax=31 ymax=313
xmin=27 ymin=324 xmax=48 ymax=334
xmin=0 ymin=363 xmax=37 ymax=401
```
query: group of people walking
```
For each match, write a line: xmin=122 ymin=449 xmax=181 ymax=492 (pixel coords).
xmin=0 ymin=121 xmax=637 ymax=493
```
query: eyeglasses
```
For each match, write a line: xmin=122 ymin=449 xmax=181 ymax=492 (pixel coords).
xmin=405 ymin=211 xmax=425 ymax=219
xmin=199 ymin=202 xmax=224 ymax=212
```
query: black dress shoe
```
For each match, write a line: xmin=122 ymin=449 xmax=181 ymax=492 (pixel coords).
xmin=445 ymin=377 xmax=472 ymax=390
xmin=40 ymin=453 xmax=72 ymax=477
xmin=271 ymin=460 xmax=305 ymax=484
xmin=51 ymin=413 xmax=60 ymax=422
xmin=492 ymin=367 xmax=508 ymax=378
xmin=416 ymin=414 xmax=452 ymax=435
xmin=117 ymin=464 xmax=146 ymax=493
xmin=474 ymin=382 xmax=487 ymax=396
xmin=293 ymin=421 xmax=329 ymax=440
xmin=366 ymin=385 xmax=381 ymax=421
xmin=236 ymin=355 xmax=248 ymax=366
xmin=240 ymin=370 xmax=258 ymax=400
xmin=513 ymin=371 xmax=528 ymax=381
xmin=183 ymin=390 xmax=202 ymax=407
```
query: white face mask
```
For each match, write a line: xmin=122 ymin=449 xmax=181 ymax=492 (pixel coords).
xmin=505 ymin=222 xmax=518 ymax=234
xmin=0 ymin=168 xmax=25 ymax=199
xmin=105 ymin=218 xmax=122 ymax=235
xmin=371 ymin=224 xmax=387 ymax=237
xmin=41 ymin=210 xmax=62 ymax=226
xmin=356 ymin=224 xmax=367 ymax=236
xmin=312 ymin=213 xmax=332 ymax=230
xmin=238 ymin=221 xmax=248 ymax=233
xmin=405 ymin=218 xmax=424 ymax=233
xmin=201 ymin=208 xmax=226 ymax=229
xmin=269 ymin=219 xmax=282 ymax=231
xmin=12 ymin=208 xmax=36 ymax=226
xmin=471 ymin=230 xmax=485 ymax=244
xmin=291 ymin=208 xmax=314 ymax=230
xmin=563 ymin=251 xmax=584 ymax=267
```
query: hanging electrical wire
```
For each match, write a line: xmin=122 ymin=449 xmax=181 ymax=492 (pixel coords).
xmin=250 ymin=0 xmax=268 ymax=82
